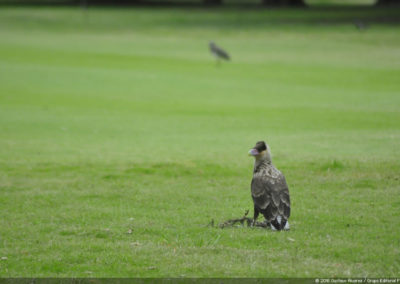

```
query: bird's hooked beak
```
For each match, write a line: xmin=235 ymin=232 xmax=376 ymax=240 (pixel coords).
xmin=248 ymin=148 xmax=259 ymax=156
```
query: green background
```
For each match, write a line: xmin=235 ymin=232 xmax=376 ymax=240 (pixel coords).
xmin=0 ymin=6 xmax=399 ymax=277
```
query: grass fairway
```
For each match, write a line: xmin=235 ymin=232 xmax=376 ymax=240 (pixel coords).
xmin=0 ymin=6 xmax=400 ymax=277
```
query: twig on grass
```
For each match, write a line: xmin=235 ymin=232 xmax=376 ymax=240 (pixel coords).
xmin=216 ymin=209 xmax=270 ymax=229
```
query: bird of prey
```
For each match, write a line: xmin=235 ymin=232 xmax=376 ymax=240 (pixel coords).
xmin=209 ymin=41 xmax=230 ymax=65
xmin=248 ymin=141 xmax=291 ymax=231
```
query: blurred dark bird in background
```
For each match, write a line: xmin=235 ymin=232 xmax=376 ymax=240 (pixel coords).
xmin=354 ymin=20 xmax=369 ymax=31
xmin=209 ymin=41 xmax=230 ymax=65
xmin=248 ymin=141 xmax=291 ymax=231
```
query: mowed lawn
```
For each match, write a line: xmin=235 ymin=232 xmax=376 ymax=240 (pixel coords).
xmin=0 ymin=7 xmax=399 ymax=277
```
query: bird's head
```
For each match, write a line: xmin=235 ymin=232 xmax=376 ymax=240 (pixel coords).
xmin=209 ymin=41 xmax=216 ymax=48
xmin=248 ymin=141 xmax=272 ymax=163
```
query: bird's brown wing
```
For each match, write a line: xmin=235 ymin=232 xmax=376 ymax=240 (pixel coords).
xmin=251 ymin=175 xmax=290 ymax=222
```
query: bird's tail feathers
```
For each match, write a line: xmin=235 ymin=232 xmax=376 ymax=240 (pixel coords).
xmin=270 ymin=215 xmax=290 ymax=231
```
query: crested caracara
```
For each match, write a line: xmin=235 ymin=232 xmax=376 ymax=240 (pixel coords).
xmin=248 ymin=141 xmax=290 ymax=230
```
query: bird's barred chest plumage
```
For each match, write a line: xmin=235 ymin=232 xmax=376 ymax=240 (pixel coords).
xmin=251 ymin=164 xmax=291 ymax=230
xmin=253 ymin=163 xmax=283 ymax=184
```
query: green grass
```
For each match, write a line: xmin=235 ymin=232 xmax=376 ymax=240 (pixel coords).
xmin=0 ymin=0 xmax=380 ymax=5
xmin=0 ymin=6 xmax=400 ymax=277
